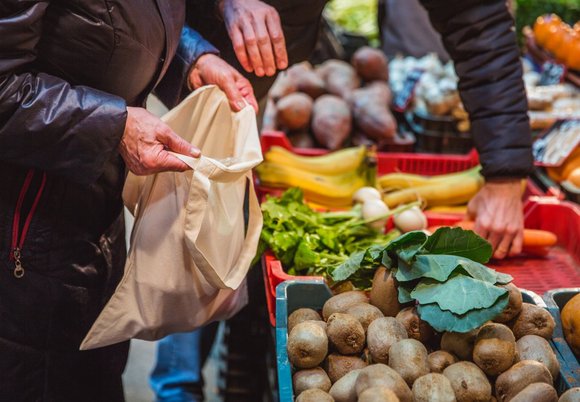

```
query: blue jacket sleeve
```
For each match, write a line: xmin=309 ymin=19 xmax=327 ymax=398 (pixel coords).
xmin=420 ymin=0 xmax=533 ymax=179
xmin=155 ymin=25 xmax=219 ymax=108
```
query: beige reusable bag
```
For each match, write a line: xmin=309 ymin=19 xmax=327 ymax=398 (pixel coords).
xmin=81 ymin=86 xmax=263 ymax=350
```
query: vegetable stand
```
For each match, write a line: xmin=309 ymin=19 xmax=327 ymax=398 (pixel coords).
xmin=274 ymin=280 xmax=578 ymax=402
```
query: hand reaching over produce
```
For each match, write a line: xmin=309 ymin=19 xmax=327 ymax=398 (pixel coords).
xmin=189 ymin=54 xmax=258 ymax=112
xmin=119 ymin=107 xmax=199 ymax=175
xmin=217 ymin=0 xmax=287 ymax=76
xmin=467 ymin=180 xmax=524 ymax=260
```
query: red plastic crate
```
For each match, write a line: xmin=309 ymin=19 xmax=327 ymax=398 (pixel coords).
xmin=262 ymin=197 xmax=580 ymax=326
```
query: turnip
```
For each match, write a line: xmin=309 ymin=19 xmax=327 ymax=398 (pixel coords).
xmin=353 ymin=187 xmax=382 ymax=204
xmin=362 ymin=199 xmax=390 ymax=231
xmin=393 ymin=206 xmax=427 ymax=233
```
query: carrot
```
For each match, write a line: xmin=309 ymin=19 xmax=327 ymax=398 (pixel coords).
xmin=455 ymin=221 xmax=558 ymax=248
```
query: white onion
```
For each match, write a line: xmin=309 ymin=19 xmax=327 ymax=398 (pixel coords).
xmin=352 ymin=187 xmax=382 ymax=204
xmin=393 ymin=207 xmax=428 ymax=233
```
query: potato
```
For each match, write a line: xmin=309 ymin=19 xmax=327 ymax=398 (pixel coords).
xmin=355 ymin=364 xmax=413 ymax=402
xmin=329 ymin=369 xmax=361 ymax=402
xmin=346 ymin=303 xmax=384 ymax=332
xmin=559 ymin=388 xmax=580 ymax=402
xmin=325 ymin=353 xmax=368 ymax=383
xmin=369 ymin=267 xmax=401 ymax=317
xmin=367 ymin=317 xmax=408 ymax=364
xmin=388 ymin=339 xmax=430 ymax=387
xmin=327 ymin=313 xmax=365 ymax=355
xmin=510 ymin=303 xmax=555 ymax=340
xmin=293 ymin=367 xmax=332 ymax=395
xmin=396 ymin=306 xmax=435 ymax=345
xmin=295 ymin=388 xmax=334 ymax=402
xmin=440 ymin=330 xmax=477 ymax=361
xmin=443 ymin=361 xmax=492 ymax=402
xmin=287 ymin=62 xmax=326 ymax=99
xmin=287 ymin=321 xmax=328 ymax=369
xmin=493 ymin=283 xmax=523 ymax=323
xmin=322 ymin=290 xmax=368 ymax=321
xmin=288 ymin=308 xmax=322 ymax=333
xmin=510 ymin=383 xmax=558 ymax=402
xmin=350 ymin=84 xmax=396 ymax=141
xmin=428 ymin=351 xmax=458 ymax=373
xmin=276 ymin=92 xmax=313 ymax=130
xmin=316 ymin=60 xmax=360 ymax=98
xmin=351 ymin=47 xmax=389 ymax=82
xmin=516 ymin=335 xmax=560 ymax=379
xmin=472 ymin=323 xmax=516 ymax=376
xmin=412 ymin=373 xmax=456 ymax=402
xmin=495 ymin=360 xmax=553 ymax=402
xmin=358 ymin=386 xmax=400 ymax=402
xmin=311 ymin=95 xmax=352 ymax=150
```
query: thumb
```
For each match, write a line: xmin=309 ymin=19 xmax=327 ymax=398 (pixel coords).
xmin=221 ymin=76 xmax=246 ymax=112
xmin=159 ymin=127 xmax=201 ymax=158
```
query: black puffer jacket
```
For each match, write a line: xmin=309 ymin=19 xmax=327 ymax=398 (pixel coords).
xmin=0 ymin=1 xmax=215 ymax=400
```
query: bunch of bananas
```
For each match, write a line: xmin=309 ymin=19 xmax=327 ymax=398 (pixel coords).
xmin=256 ymin=146 xmax=377 ymax=208
xmin=378 ymin=166 xmax=484 ymax=208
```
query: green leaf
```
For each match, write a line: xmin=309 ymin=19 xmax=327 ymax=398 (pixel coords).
xmin=494 ymin=271 xmax=513 ymax=285
xmin=424 ymin=227 xmax=492 ymax=263
xmin=411 ymin=275 xmax=508 ymax=315
xmin=397 ymin=282 xmax=415 ymax=304
xmin=386 ymin=231 xmax=428 ymax=263
xmin=293 ymin=239 xmax=320 ymax=271
xmin=331 ymin=251 xmax=366 ymax=282
xmin=417 ymin=293 xmax=509 ymax=333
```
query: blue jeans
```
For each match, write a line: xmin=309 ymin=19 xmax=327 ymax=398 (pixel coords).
xmin=150 ymin=324 xmax=218 ymax=402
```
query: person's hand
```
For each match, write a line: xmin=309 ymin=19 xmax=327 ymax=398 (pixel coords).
xmin=218 ymin=0 xmax=287 ymax=77
xmin=189 ymin=53 xmax=259 ymax=112
xmin=119 ymin=107 xmax=200 ymax=175
xmin=467 ymin=180 xmax=524 ymax=259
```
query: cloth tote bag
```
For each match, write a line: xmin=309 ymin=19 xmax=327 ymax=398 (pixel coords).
xmin=81 ymin=86 xmax=263 ymax=350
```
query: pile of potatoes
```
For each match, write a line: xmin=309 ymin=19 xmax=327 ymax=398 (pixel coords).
xmin=286 ymin=268 xmax=580 ymax=402
xmin=264 ymin=47 xmax=400 ymax=151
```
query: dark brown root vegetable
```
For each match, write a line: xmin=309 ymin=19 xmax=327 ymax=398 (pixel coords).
xmin=288 ymin=308 xmax=322 ymax=333
xmin=322 ymin=290 xmax=368 ymax=321
xmin=295 ymin=388 xmax=334 ymax=402
xmin=369 ymin=267 xmax=401 ymax=317
xmin=559 ymin=387 xmax=580 ymax=402
xmin=388 ymin=339 xmax=430 ymax=387
xmin=269 ymin=72 xmax=297 ymax=102
xmin=427 ymin=351 xmax=458 ymax=373
xmin=472 ymin=323 xmax=516 ymax=376
xmin=493 ymin=283 xmax=523 ymax=323
xmin=355 ymin=364 xmax=413 ymax=402
xmin=351 ymin=47 xmax=389 ymax=82
xmin=346 ymin=303 xmax=384 ymax=332
xmin=288 ymin=131 xmax=315 ymax=148
xmin=510 ymin=303 xmax=556 ymax=340
xmin=311 ymin=95 xmax=352 ymax=150
xmin=325 ymin=353 xmax=368 ymax=383
xmin=358 ymin=386 xmax=400 ymax=402
xmin=349 ymin=84 xmax=397 ymax=141
xmin=516 ymin=335 xmax=560 ymax=379
xmin=443 ymin=361 xmax=492 ymax=402
xmin=510 ymin=383 xmax=558 ymax=402
xmin=287 ymin=62 xmax=327 ymax=99
xmin=316 ymin=60 xmax=360 ymax=98
xmin=329 ymin=369 xmax=362 ymax=402
xmin=440 ymin=330 xmax=477 ymax=361
xmin=276 ymin=92 xmax=313 ymax=130
xmin=287 ymin=321 xmax=329 ymax=369
xmin=367 ymin=317 xmax=408 ymax=364
xmin=293 ymin=367 xmax=332 ymax=395
xmin=396 ymin=307 xmax=435 ymax=345
xmin=412 ymin=373 xmax=456 ymax=402
xmin=327 ymin=313 xmax=366 ymax=355
xmin=495 ymin=360 xmax=553 ymax=402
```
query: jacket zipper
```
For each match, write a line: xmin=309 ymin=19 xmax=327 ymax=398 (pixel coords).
xmin=9 ymin=169 xmax=47 ymax=278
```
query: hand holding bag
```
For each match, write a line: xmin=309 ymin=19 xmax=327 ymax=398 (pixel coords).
xmin=81 ymin=86 xmax=262 ymax=350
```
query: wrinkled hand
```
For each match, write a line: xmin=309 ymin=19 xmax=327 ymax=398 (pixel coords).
xmin=189 ymin=54 xmax=259 ymax=112
xmin=467 ymin=180 xmax=524 ymax=259
xmin=218 ymin=0 xmax=287 ymax=77
xmin=119 ymin=107 xmax=200 ymax=175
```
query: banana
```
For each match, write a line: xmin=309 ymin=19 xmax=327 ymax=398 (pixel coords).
xmin=264 ymin=146 xmax=367 ymax=175
xmin=378 ymin=166 xmax=481 ymax=191
xmin=256 ymin=162 xmax=369 ymax=207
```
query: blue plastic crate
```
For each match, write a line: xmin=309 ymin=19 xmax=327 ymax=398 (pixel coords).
xmin=275 ymin=280 xmax=575 ymax=401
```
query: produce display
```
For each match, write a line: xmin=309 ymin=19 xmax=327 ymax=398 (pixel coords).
xmin=324 ymin=0 xmax=379 ymax=46
xmin=264 ymin=47 xmax=405 ymax=151
xmin=533 ymin=14 xmax=580 ymax=70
